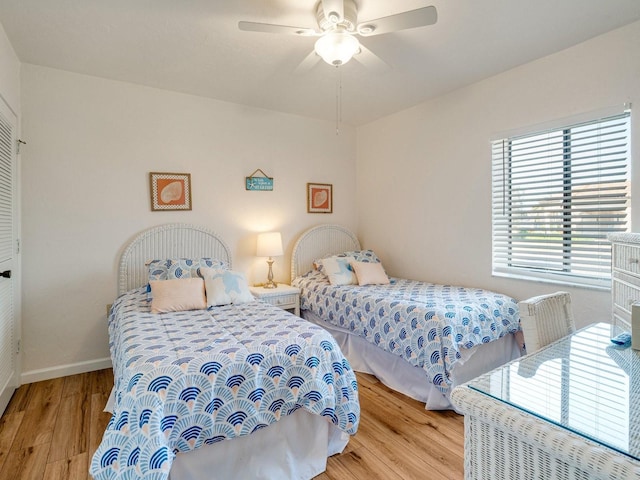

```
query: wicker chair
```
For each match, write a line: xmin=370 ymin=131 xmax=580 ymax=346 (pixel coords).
xmin=518 ymin=291 xmax=576 ymax=354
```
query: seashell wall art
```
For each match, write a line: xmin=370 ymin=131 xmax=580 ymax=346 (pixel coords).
xmin=307 ymin=183 xmax=332 ymax=213
xmin=150 ymin=172 xmax=192 ymax=211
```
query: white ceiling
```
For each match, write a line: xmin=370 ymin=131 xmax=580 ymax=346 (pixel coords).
xmin=1 ymin=0 xmax=639 ymax=126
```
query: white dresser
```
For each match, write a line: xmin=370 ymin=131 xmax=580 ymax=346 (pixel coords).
xmin=608 ymin=232 xmax=640 ymax=333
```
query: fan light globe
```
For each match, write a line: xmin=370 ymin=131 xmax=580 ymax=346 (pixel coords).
xmin=314 ymin=31 xmax=360 ymax=66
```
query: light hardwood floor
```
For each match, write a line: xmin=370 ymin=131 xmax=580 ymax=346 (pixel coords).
xmin=0 ymin=370 xmax=464 ymax=480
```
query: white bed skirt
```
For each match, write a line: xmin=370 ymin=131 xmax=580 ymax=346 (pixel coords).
xmin=302 ymin=310 xmax=521 ymax=412
xmin=170 ymin=409 xmax=349 ymax=480
xmin=105 ymin=393 xmax=349 ymax=480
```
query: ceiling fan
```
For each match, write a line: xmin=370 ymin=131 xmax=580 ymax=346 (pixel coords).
xmin=238 ymin=0 xmax=437 ymax=72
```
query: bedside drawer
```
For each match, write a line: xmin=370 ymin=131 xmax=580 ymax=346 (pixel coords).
xmin=612 ymin=243 xmax=640 ymax=276
xmin=264 ymin=294 xmax=298 ymax=307
xmin=612 ymin=275 xmax=640 ymax=315
xmin=249 ymin=285 xmax=300 ymax=316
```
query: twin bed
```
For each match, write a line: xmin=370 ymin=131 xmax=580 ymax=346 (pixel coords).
xmin=290 ymin=224 xmax=522 ymax=411
xmin=91 ymin=222 xmax=521 ymax=480
xmin=90 ymin=224 xmax=359 ymax=480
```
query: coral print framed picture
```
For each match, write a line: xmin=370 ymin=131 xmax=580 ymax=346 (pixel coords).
xmin=307 ymin=182 xmax=332 ymax=213
xmin=150 ymin=172 xmax=192 ymax=211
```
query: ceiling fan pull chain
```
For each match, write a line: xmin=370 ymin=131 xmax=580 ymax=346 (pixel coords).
xmin=335 ymin=66 xmax=339 ymax=135
xmin=339 ymin=67 xmax=343 ymax=126
xmin=335 ymin=65 xmax=343 ymax=135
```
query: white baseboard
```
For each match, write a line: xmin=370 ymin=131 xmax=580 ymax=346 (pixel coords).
xmin=0 ymin=380 xmax=17 ymax=416
xmin=20 ymin=357 xmax=112 ymax=385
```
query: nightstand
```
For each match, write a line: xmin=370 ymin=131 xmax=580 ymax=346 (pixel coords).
xmin=250 ymin=284 xmax=300 ymax=316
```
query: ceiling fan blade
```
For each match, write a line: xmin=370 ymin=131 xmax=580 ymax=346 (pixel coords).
xmin=321 ymin=0 xmax=344 ymax=23
xmin=294 ymin=50 xmax=321 ymax=75
xmin=352 ymin=44 xmax=389 ymax=73
xmin=238 ymin=21 xmax=318 ymax=36
xmin=357 ymin=6 xmax=437 ymax=36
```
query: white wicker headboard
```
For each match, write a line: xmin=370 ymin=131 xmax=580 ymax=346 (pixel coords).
xmin=291 ymin=224 xmax=360 ymax=281
xmin=118 ymin=223 xmax=232 ymax=295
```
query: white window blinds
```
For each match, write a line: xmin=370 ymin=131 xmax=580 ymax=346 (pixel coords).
xmin=491 ymin=110 xmax=630 ymax=288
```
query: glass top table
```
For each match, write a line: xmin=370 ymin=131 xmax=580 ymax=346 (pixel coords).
xmin=468 ymin=322 xmax=640 ymax=461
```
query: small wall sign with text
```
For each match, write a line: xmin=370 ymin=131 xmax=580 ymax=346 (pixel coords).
xmin=246 ymin=169 xmax=274 ymax=191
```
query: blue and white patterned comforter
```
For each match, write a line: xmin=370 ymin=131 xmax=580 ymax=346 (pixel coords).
xmin=293 ymin=271 xmax=520 ymax=395
xmin=90 ymin=287 xmax=360 ymax=480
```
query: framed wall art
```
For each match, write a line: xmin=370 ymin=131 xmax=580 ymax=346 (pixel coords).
xmin=307 ymin=182 xmax=332 ymax=214
xmin=149 ymin=172 xmax=192 ymax=211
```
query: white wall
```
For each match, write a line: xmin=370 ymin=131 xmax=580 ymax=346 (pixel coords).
xmin=357 ymin=21 xmax=640 ymax=329
xmin=0 ymin=22 xmax=20 ymax=115
xmin=20 ymin=65 xmax=357 ymax=381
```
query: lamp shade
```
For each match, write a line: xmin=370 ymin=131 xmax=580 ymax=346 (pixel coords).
xmin=314 ymin=31 xmax=360 ymax=66
xmin=256 ymin=232 xmax=283 ymax=257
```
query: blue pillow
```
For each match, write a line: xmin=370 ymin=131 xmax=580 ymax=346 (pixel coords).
xmin=148 ymin=257 xmax=228 ymax=282
xmin=315 ymin=249 xmax=381 ymax=273
xmin=147 ymin=258 xmax=228 ymax=299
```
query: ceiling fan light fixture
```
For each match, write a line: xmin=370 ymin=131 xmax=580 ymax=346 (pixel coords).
xmin=314 ymin=31 xmax=360 ymax=66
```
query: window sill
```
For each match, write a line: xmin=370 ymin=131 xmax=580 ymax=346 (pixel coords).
xmin=492 ymin=270 xmax=611 ymax=292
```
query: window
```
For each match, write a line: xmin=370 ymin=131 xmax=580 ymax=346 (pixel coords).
xmin=492 ymin=110 xmax=630 ymax=289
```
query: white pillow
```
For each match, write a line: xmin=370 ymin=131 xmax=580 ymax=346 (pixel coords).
xmin=201 ymin=267 xmax=255 ymax=306
xmin=149 ymin=278 xmax=207 ymax=313
xmin=318 ymin=256 xmax=357 ymax=285
xmin=350 ymin=260 xmax=390 ymax=286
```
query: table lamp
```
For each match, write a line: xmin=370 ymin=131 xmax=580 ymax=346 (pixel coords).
xmin=256 ymin=232 xmax=283 ymax=288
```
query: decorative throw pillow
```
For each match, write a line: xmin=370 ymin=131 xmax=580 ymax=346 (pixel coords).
xmin=201 ymin=267 xmax=255 ymax=307
xmin=317 ymin=256 xmax=357 ymax=285
xmin=350 ymin=260 xmax=390 ymax=286
xmin=149 ymin=278 xmax=206 ymax=313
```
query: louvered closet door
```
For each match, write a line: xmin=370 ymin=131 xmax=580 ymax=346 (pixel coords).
xmin=0 ymin=97 xmax=18 ymax=416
